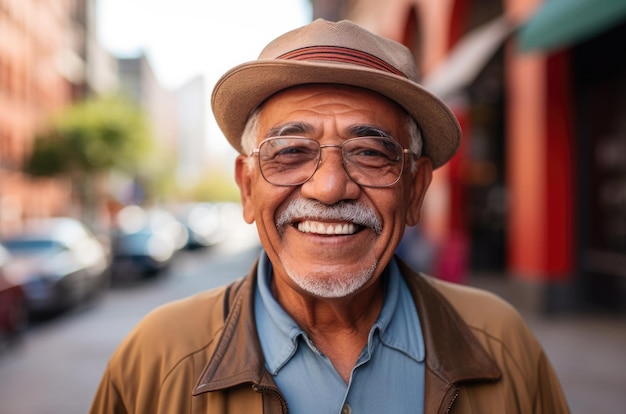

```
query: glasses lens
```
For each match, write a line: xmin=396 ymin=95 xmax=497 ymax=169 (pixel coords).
xmin=343 ymin=137 xmax=404 ymax=187
xmin=258 ymin=137 xmax=319 ymax=185
xmin=255 ymin=136 xmax=406 ymax=187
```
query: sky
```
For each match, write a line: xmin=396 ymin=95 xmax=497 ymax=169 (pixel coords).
xmin=97 ymin=0 xmax=312 ymax=90
xmin=96 ymin=0 xmax=313 ymax=161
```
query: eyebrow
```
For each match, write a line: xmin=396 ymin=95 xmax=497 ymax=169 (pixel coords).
xmin=348 ymin=125 xmax=394 ymax=139
xmin=265 ymin=123 xmax=395 ymax=139
xmin=265 ymin=122 xmax=313 ymax=138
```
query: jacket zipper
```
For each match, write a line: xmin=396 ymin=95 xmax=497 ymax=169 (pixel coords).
xmin=252 ymin=384 xmax=289 ymax=413
xmin=444 ymin=389 xmax=459 ymax=414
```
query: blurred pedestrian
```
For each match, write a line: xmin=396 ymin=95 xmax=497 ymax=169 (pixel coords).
xmin=396 ymin=224 xmax=436 ymax=274
xmin=90 ymin=19 xmax=569 ymax=413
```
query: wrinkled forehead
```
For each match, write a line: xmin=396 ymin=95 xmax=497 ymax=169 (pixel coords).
xmin=255 ymin=84 xmax=409 ymax=136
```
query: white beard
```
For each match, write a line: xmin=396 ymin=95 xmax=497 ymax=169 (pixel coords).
xmin=279 ymin=254 xmax=378 ymax=298
xmin=275 ymin=198 xmax=382 ymax=297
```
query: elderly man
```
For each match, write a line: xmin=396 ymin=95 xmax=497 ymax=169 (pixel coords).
xmin=90 ymin=19 xmax=569 ymax=413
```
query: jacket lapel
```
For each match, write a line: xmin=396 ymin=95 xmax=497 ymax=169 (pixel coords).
xmin=398 ymin=260 xmax=502 ymax=412
xmin=193 ymin=266 xmax=277 ymax=395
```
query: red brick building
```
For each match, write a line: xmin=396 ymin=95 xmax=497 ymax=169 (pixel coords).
xmin=0 ymin=0 xmax=78 ymax=234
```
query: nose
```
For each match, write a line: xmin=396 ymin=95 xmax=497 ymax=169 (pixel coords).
xmin=299 ymin=146 xmax=361 ymax=204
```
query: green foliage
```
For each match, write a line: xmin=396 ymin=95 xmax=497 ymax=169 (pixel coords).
xmin=174 ymin=168 xmax=242 ymax=203
xmin=24 ymin=131 xmax=66 ymax=176
xmin=142 ymin=150 xmax=179 ymax=201
xmin=24 ymin=95 xmax=153 ymax=177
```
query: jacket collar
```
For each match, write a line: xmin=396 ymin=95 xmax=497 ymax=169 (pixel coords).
xmin=397 ymin=260 xmax=501 ymax=383
xmin=194 ymin=257 xmax=501 ymax=398
xmin=193 ymin=262 xmax=275 ymax=395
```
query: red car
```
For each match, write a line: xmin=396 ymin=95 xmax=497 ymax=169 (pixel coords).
xmin=0 ymin=244 xmax=27 ymax=343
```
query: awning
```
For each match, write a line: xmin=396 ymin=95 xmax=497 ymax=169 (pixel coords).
xmin=422 ymin=16 xmax=515 ymax=102
xmin=519 ymin=0 xmax=626 ymax=52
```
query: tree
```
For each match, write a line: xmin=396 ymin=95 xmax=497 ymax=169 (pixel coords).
xmin=24 ymin=95 xmax=154 ymax=224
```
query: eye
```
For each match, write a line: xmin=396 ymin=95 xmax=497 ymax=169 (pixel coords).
xmin=276 ymin=145 xmax=314 ymax=156
xmin=261 ymin=139 xmax=319 ymax=165
xmin=354 ymin=147 xmax=389 ymax=158
xmin=346 ymin=138 xmax=401 ymax=162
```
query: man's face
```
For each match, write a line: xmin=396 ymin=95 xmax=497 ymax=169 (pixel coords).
xmin=235 ymin=84 xmax=432 ymax=299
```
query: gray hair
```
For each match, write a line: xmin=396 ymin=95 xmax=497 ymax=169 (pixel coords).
xmin=241 ymin=107 xmax=423 ymax=173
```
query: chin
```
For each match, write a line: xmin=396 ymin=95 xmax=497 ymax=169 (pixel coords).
xmin=281 ymin=257 xmax=379 ymax=299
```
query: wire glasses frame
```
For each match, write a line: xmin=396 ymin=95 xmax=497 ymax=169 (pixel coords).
xmin=250 ymin=136 xmax=417 ymax=188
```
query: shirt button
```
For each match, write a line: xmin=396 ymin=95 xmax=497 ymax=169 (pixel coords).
xmin=341 ymin=404 xmax=352 ymax=414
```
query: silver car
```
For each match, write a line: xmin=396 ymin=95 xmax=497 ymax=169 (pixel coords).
xmin=1 ymin=218 xmax=110 ymax=315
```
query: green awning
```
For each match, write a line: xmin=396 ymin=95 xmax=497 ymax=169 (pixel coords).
xmin=519 ymin=0 xmax=626 ymax=52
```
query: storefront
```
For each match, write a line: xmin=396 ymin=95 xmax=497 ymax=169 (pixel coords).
xmin=572 ymin=22 xmax=626 ymax=312
xmin=521 ymin=0 xmax=626 ymax=312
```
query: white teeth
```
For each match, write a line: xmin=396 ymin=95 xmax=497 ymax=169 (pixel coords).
xmin=297 ymin=220 xmax=357 ymax=235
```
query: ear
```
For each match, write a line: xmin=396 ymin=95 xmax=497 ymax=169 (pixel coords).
xmin=405 ymin=157 xmax=433 ymax=226
xmin=235 ymin=155 xmax=256 ymax=224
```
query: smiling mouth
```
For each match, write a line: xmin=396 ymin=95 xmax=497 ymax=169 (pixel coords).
xmin=295 ymin=220 xmax=359 ymax=235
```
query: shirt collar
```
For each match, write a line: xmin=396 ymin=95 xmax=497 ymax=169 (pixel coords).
xmin=372 ymin=258 xmax=425 ymax=364
xmin=254 ymin=252 xmax=424 ymax=375
xmin=254 ymin=253 xmax=304 ymax=375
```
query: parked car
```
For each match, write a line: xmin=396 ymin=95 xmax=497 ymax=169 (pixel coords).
xmin=174 ymin=202 xmax=229 ymax=249
xmin=0 ymin=244 xmax=27 ymax=342
xmin=1 ymin=218 xmax=110 ymax=315
xmin=110 ymin=205 xmax=187 ymax=280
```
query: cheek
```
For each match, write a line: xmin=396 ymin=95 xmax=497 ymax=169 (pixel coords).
xmin=364 ymin=189 xmax=406 ymax=234
xmin=237 ymin=156 xmax=288 ymax=226
xmin=251 ymin=185 xmax=295 ymax=231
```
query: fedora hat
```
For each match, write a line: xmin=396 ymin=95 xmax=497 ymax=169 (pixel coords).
xmin=211 ymin=19 xmax=461 ymax=168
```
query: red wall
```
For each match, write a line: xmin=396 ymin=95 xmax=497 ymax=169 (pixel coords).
xmin=545 ymin=51 xmax=574 ymax=278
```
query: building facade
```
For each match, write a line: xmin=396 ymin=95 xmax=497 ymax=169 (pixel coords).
xmin=0 ymin=0 xmax=77 ymax=234
xmin=1 ymin=0 xmax=207 ymax=234
xmin=176 ymin=75 xmax=207 ymax=189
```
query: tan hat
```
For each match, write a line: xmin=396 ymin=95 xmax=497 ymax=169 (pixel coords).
xmin=211 ymin=19 xmax=461 ymax=168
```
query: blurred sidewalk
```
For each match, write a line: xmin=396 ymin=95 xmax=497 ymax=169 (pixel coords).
xmin=468 ymin=273 xmax=626 ymax=414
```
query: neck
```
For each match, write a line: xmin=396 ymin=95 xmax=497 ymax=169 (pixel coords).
xmin=271 ymin=272 xmax=386 ymax=382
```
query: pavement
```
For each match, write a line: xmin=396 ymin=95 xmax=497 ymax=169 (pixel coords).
xmin=468 ymin=274 xmax=626 ymax=414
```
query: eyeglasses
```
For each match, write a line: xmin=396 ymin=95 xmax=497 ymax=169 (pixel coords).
xmin=250 ymin=136 xmax=416 ymax=187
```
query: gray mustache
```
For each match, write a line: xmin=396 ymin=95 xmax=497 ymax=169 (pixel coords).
xmin=276 ymin=199 xmax=382 ymax=234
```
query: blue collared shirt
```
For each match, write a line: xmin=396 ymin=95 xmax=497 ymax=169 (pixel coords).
xmin=254 ymin=252 xmax=425 ymax=413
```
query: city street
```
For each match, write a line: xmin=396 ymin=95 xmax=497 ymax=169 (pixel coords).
xmin=0 ymin=219 xmax=624 ymax=413
xmin=0 ymin=218 xmax=261 ymax=414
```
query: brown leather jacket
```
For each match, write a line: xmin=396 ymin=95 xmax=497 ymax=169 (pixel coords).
xmin=89 ymin=258 xmax=570 ymax=413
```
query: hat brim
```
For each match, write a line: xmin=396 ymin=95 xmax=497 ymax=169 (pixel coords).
xmin=211 ymin=59 xmax=461 ymax=168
